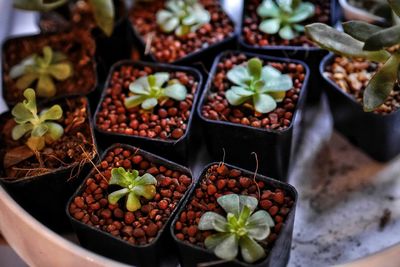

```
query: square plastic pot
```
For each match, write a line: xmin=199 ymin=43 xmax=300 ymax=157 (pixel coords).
xmin=66 ymin=143 xmax=193 ymax=267
xmin=127 ymin=1 xmax=237 ymax=66
xmin=0 ymin=96 xmax=98 ymax=232
xmin=320 ymin=53 xmax=400 ymax=162
xmin=171 ymin=162 xmax=298 ymax=267
xmin=197 ymin=50 xmax=310 ymax=181
xmin=93 ymin=60 xmax=203 ymax=165
xmin=238 ymin=0 xmax=340 ymax=102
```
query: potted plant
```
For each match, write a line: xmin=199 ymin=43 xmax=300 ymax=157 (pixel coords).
xmin=0 ymin=89 xmax=97 ymax=231
xmin=2 ymin=29 xmax=97 ymax=107
xmin=67 ymin=143 xmax=193 ymax=267
xmin=128 ymin=0 xmax=237 ymax=65
xmin=94 ymin=60 xmax=202 ymax=163
xmin=305 ymin=0 xmax=400 ymax=161
xmin=171 ymin=162 xmax=297 ymax=267
xmin=197 ymin=51 xmax=309 ymax=180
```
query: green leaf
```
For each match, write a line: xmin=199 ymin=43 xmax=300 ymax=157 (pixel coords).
xmin=135 ymin=173 xmax=157 ymax=186
xmin=26 ymin=136 xmax=45 ymax=151
xmin=11 ymin=124 xmax=33 ymax=140
xmin=108 ymin=188 xmax=129 ymax=205
xmin=164 ymin=83 xmax=187 ymax=101
xmin=204 ymin=233 xmax=231 ymax=249
xmin=287 ymin=2 xmax=315 ymax=23
xmin=37 ymin=75 xmax=56 ymax=98
xmin=363 ymin=53 xmax=400 ymax=111
xmin=262 ymin=65 xmax=282 ymax=79
xmin=217 ymin=194 xmax=240 ymax=216
xmin=238 ymin=195 xmax=258 ymax=214
xmin=225 ymin=90 xmax=249 ymax=106
xmin=342 ymin=21 xmax=383 ymax=42
xmin=124 ymin=95 xmax=147 ymax=109
xmin=269 ymin=91 xmax=287 ymax=102
xmin=277 ymin=0 xmax=294 ymax=13
xmin=175 ymin=25 xmax=192 ymax=36
xmin=261 ymin=75 xmax=293 ymax=92
xmin=259 ymin=18 xmax=281 ymax=34
xmin=13 ymin=0 xmax=68 ymax=12
xmin=153 ymin=72 xmax=170 ymax=87
xmin=238 ymin=205 xmax=252 ymax=224
xmin=161 ymin=16 xmax=180 ymax=33
xmin=305 ymin=23 xmax=391 ymax=63
xmin=16 ymin=73 xmax=39 ymax=90
xmin=42 ymin=46 xmax=53 ymax=66
xmin=48 ymin=63 xmax=73 ymax=80
xmin=388 ymin=0 xmax=400 ymax=17
xmin=231 ymin=86 xmax=255 ymax=96
xmin=257 ymin=0 xmax=280 ymax=18
xmin=198 ymin=212 xmax=228 ymax=231
xmin=31 ymin=124 xmax=48 ymax=137
xmin=239 ymin=236 xmax=266 ymax=263
xmin=133 ymin=184 xmax=156 ymax=200
xmin=248 ymin=58 xmax=263 ymax=80
xmin=363 ymin=25 xmax=400 ymax=51
xmin=9 ymin=56 xmax=35 ymax=79
xmin=109 ymin=167 xmax=135 ymax=187
xmin=39 ymin=105 xmax=63 ymax=122
xmin=12 ymin=89 xmax=37 ymax=124
xmin=246 ymin=210 xmax=274 ymax=240
xmin=227 ymin=65 xmax=252 ymax=87
xmin=126 ymin=192 xmax=141 ymax=212
xmin=253 ymin=93 xmax=277 ymax=113
xmin=213 ymin=233 xmax=239 ymax=261
xmin=141 ymin=98 xmax=158 ymax=110
xmin=129 ymin=77 xmax=151 ymax=95
xmin=44 ymin=122 xmax=64 ymax=141
xmin=279 ymin=25 xmax=295 ymax=40
xmin=88 ymin=0 xmax=115 ymax=37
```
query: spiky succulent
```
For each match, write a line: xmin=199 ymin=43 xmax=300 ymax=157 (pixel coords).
xmin=12 ymin=0 xmax=115 ymax=36
xmin=305 ymin=0 xmax=400 ymax=111
xmin=107 ymin=167 xmax=157 ymax=212
xmin=9 ymin=46 xmax=73 ymax=98
xmin=257 ymin=0 xmax=315 ymax=40
xmin=198 ymin=194 xmax=275 ymax=263
xmin=124 ymin=72 xmax=187 ymax=110
xmin=225 ymin=57 xmax=293 ymax=114
xmin=156 ymin=0 xmax=211 ymax=36
xmin=11 ymin=89 xmax=64 ymax=151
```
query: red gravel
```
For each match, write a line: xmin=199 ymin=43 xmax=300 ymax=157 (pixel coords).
xmin=173 ymin=164 xmax=295 ymax=259
xmin=96 ymin=64 xmax=199 ymax=140
xmin=201 ymin=53 xmax=305 ymax=131
xmin=129 ymin=0 xmax=235 ymax=63
xmin=68 ymin=146 xmax=192 ymax=245
xmin=242 ymin=0 xmax=331 ymax=47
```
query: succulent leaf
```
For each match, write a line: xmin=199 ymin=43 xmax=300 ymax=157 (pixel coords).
xmin=363 ymin=25 xmax=400 ymax=51
xmin=107 ymin=167 xmax=157 ymax=211
xmin=388 ymin=0 xmax=400 ymax=16
xmin=13 ymin=0 xmax=68 ymax=12
xmin=124 ymin=72 xmax=187 ymax=110
xmin=342 ymin=21 xmax=383 ymax=42
xmin=239 ymin=236 xmax=267 ymax=263
xmin=225 ymin=58 xmax=293 ymax=114
xmin=88 ymin=0 xmax=115 ymax=37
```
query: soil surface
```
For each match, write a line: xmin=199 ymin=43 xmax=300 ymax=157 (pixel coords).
xmin=2 ymin=30 xmax=96 ymax=105
xmin=325 ymin=56 xmax=400 ymax=114
xmin=129 ymin=0 xmax=235 ymax=62
xmin=0 ymin=97 xmax=95 ymax=179
xmin=201 ymin=52 xmax=305 ymax=131
xmin=242 ymin=0 xmax=331 ymax=47
xmin=69 ymin=146 xmax=192 ymax=245
xmin=96 ymin=64 xmax=198 ymax=140
xmin=174 ymin=164 xmax=295 ymax=263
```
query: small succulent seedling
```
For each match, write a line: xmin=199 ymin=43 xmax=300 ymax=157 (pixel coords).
xmin=12 ymin=0 xmax=115 ymax=36
xmin=9 ymin=46 xmax=73 ymax=98
xmin=198 ymin=194 xmax=275 ymax=263
xmin=11 ymin=88 xmax=64 ymax=151
xmin=225 ymin=57 xmax=293 ymax=114
xmin=124 ymin=72 xmax=187 ymax=110
xmin=156 ymin=0 xmax=211 ymax=36
xmin=108 ymin=167 xmax=157 ymax=212
xmin=305 ymin=0 xmax=400 ymax=111
xmin=257 ymin=0 xmax=315 ymax=40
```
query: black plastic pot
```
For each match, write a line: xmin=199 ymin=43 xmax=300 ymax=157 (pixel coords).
xmin=93 ymin=60 xmax=203 ymax=164
xmin=1 ymin=31 xmax=98 ymax=108
xmin=320 ymin=53 xmax=400 ymax=162
xmin=239 ymin=0 xmax=340 ymax=102
xmin=197 ymin=51 xmax=310 ymax=181
xmin=0 ymin=96 xmax=98 ymax=232
xmin=127 ymin=1 xmax=237 ymax=67
xmin=66 ymin=143 xmax=193 ymax=267
xmin=171 ymin=162 xmax=298 ymax=267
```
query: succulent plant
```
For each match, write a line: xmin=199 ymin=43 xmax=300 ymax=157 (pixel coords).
xmin=156 ymin=0 xmax=211 ymax=37
xmin=11 ymin=89 xmax=64 ymax=152
xmin=12 ymin=0 xmax=115 ymax=36
xmin=257 ymin=0 xmax=315 ymax=40
xmin=124 ymin=72 xmax=187 ymax=110
xmin=305 ymin=0 xmax=400 ymax=111
xmin=9 ymin=46 xmax=73 ymax=98
xmin=198 ymin=194 xmax=275 ymax=263
xmin=108 ymin=167 xmax=157 ymax=212
xmin=225 ymin=57 xmax=293 ymax=114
